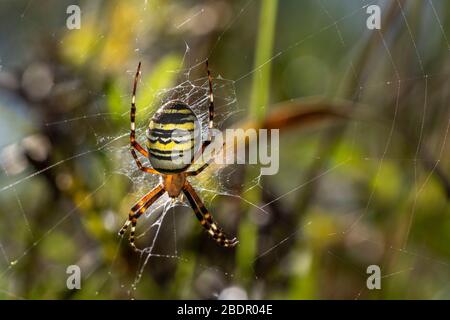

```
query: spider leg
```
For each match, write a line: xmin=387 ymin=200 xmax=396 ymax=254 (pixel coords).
xmin=187 ymin=143 xmax=213 ymax=176
xmin=187 ymin=141 xmax=226 ymax=176
xmin=183 ymin=181 xmax=238 ymax=248
xmin=118 ymin=185 xmax=154 ymax=235
xmin=190 ymin=62 xmax=229 ymax=175
xmin=206 ymin=59 xmax=215 ymax=131
xmin=119 ymin=185 xmax=165 ymax=251
xmin=130 ymin=62 xmax=158 ymax=174
xmin=131 ymin=149 xmax=159 ymax=174
xmin=186 ymin=162 xmax=210 ymax=177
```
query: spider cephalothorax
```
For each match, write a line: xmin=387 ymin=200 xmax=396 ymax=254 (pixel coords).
xmin=118 ymin=61 xmax=238 ymax=251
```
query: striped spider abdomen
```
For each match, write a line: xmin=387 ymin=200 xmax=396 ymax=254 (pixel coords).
xmin=146 ymin=101 xmax=200 ymax=174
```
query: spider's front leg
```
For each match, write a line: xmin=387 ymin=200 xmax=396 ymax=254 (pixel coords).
xmin=119 ymin=185 xmax=165 ymax=251
xmin=186 ymin=60 xmax=219 ymax=173
xmin=129 ymin=62 xmax=158 ymax=174
xmin=206 ymin=59 xmax=215 ymax=132
xmin=183 ymin=181 xmax=238 ymax=248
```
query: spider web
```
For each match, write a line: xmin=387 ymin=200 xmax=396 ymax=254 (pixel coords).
xmin=0 ymin=0 xmax=449 ymax=299
xmin=104 ymin=62 xmax=254 ymax=293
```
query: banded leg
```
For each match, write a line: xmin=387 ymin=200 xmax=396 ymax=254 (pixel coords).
xmin=187 ymin=142 xmax=226 ymax=176
xmin=131 ymin=149 xmax=158 ymax=174
xmin=130 ymin=62 xmax=158 ymax=174
xmin=118 ymin=184 xmax=164 ymax=235
xmin=205 ymin=59 xmax=215 ymax=131
xmin=186 ymin=162 xmax=210 ymax=177
xmin=189 ymin=60 xmax=216 ymax=166
xmin=119 ymin=185 xmax=165 ymax=251
xmin=190 ymin=139 xmax=211 ymax=167
xmin=183 ymin=182 xmax=238 ymax=248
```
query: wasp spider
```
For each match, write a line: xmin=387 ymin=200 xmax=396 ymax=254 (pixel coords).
xmin=119 ymin=61 xmax=238 ymax=251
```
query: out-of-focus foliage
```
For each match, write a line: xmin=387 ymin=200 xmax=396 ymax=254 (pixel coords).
xmin=0 ymin=0 xmax=449 ymax=300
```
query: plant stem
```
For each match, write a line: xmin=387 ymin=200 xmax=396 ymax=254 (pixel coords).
xmin=249 ymin=0 xmax=278 ymax=121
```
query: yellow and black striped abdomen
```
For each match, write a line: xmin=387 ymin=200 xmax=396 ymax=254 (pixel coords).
xmin=146 ymin=101 xmax=200 ymax=174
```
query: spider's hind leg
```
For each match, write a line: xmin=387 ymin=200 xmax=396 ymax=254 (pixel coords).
xmin=119 ymin=185 xmax=165 ymax=251
xmin=183 ymin=182 xmax=238 ymax=248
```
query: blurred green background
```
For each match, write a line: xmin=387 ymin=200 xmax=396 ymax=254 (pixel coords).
xmin=0 ymin=0 xmax=449 ymax=299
